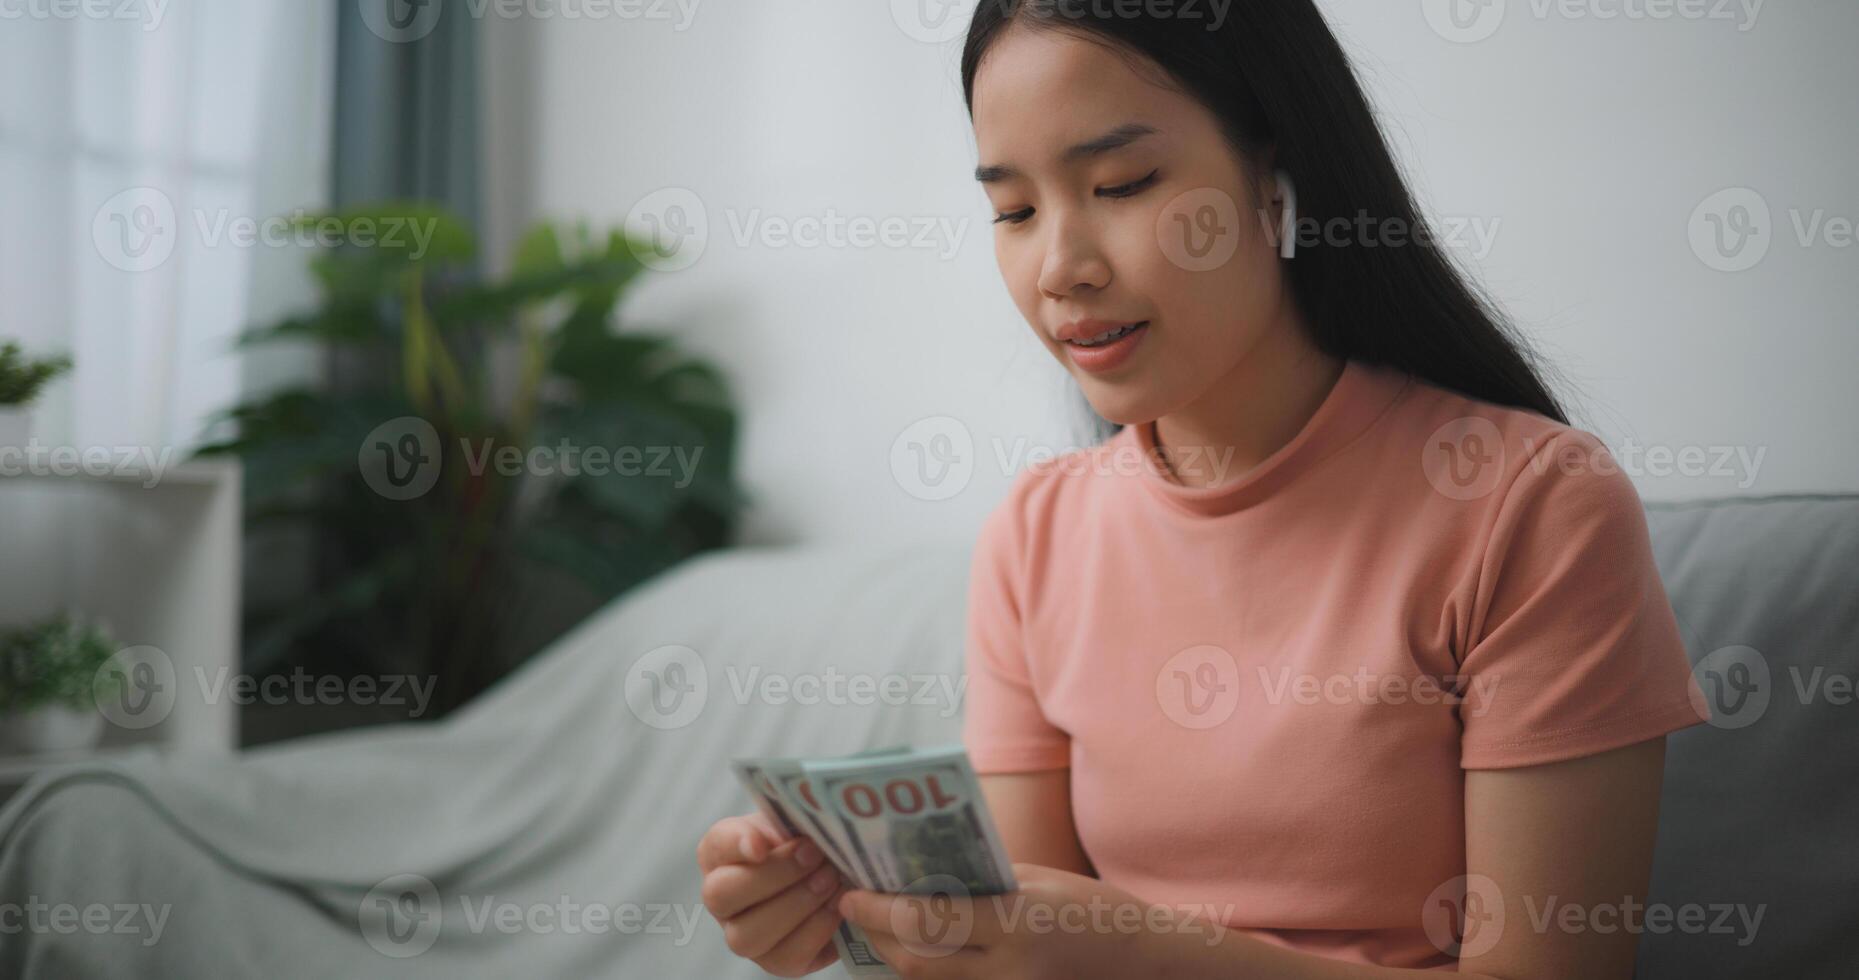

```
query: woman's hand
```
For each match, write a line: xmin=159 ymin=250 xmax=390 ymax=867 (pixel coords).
xmin=837 ymin=863 xmax=1167 ymax=980
xmin=696 ymin=812 xmax=850 ymax=977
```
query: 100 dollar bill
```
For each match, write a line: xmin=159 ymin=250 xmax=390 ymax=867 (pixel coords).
xmin=800 ymin=747 xmax=1017 ymax=898
xmin=731 ymin=746 xmax=1013 ymax=976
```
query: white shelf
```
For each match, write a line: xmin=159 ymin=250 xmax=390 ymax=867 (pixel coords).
xmin=0 ymin=457 xmax=242 ymax=782
xmin=0 ymin=455 xmax=236 ymax=488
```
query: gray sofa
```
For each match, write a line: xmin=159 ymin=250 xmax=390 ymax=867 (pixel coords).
xmin=0 ymin=496 xmax=1851 ymax=977
xmin=1635 ymin=495 xmax=1858 ymax=978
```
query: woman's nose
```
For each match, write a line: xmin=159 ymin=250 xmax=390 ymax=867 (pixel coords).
xmin=1036 ymin=212 xmax=1112 ymax=298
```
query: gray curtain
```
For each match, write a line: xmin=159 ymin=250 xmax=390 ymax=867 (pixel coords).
xmin=271 ymin=2 xmax=486 ymax=702
xmin=325 ymin=0 xmax=482 ymax=402
xmin=332 ymin=1 xmax=482 ymax=232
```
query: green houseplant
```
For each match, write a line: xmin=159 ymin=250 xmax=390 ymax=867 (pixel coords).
xmin=0 ymin=341 xmax=72 ymax=451
xmin=0 ymin=616 xmax=118 ymax=754
xmin=197 ymin=204 xmax=745 ymax=713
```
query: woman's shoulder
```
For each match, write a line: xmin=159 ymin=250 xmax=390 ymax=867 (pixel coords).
xmin=1384 ymin=367 xmax=1595 ymax=458
xmin=973 ymin=434 xmax=1132 ymax=551
xmin=1384 ymin=370 xmax=1648 ymax=535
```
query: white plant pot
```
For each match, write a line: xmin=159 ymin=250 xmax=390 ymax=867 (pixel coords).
xmin=0 ymin=407 xmax=29 ymax=452
xmin=0 ymin=705 xmax=104 ymax=755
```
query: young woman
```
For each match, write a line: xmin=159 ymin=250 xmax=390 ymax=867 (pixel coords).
xmin=697 ymin=2 xmax=1709 ymax=976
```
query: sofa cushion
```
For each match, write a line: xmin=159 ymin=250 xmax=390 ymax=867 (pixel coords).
xmin=1637 ymin=495 xmax=1859 ymax=979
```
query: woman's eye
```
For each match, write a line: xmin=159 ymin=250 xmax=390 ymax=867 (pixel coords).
xmin=991 ymin=171 xmax=1158 ymax=224
xmin=1098 ymin=170 xmax=1160 ymax=199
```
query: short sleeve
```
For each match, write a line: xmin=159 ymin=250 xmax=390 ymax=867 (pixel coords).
xmin=1457 ymin=432 xmax=1712 ymax=769
xmin=961 ymin=494 xmax=1071 ymax=774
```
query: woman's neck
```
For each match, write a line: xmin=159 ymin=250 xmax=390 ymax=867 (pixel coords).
xmin=1151 ymin=329 xmax=1344 ymax=490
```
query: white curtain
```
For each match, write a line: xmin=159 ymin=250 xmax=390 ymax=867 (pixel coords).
xmin=0 ymin=0 xmax=335 ymax=455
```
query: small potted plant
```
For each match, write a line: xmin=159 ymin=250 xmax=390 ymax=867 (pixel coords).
xmin=0 ymin=341 xmax=72 ymax=451
xmin=0 ymin=616 xmax=119 ymax=755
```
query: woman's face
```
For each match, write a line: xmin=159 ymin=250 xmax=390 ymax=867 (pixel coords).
xmin=971 ymin=24 xmax=1294 ymax=427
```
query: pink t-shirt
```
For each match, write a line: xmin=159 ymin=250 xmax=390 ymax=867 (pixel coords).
xmin=961 ymin=359 xmax=1710 ymax=970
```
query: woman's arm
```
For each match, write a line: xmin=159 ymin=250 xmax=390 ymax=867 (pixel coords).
xmin=843 ymin=738 xmax=1669 ymax=980
xmin=1155 ymin=737 xmax=1669 ymax=980
xmin=980 ymin=770 xmax=1096 ymax=877
xmin=1456 ymin=736 xmax=1666 ymax=978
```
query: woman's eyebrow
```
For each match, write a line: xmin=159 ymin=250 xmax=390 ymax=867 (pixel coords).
xmin=975 ymin=122 xmax=1159 ymax=183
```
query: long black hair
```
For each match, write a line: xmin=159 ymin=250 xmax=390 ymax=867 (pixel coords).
xmin=961 ymin=0 xmax=1572 ymax=434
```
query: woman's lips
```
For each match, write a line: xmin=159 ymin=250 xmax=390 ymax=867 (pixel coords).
xmin=1064 ymin=321 xmax=1150 ymax=374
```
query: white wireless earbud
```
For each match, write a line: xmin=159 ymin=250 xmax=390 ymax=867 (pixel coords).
xmin=1275 ymin=169 xmax=1298 ymax=260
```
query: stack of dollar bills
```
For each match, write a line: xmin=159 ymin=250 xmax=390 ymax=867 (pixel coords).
xmin=730 ymin=746 xmax=1018 ymax=977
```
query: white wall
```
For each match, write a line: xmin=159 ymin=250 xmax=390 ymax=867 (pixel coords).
xmin=485 ymin=0 xmax=1858 ymax=548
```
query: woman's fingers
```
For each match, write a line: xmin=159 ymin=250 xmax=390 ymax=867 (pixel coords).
xmin=698 ymin=811 xmax=851 ymax=974
xmin=720 ymin=864 xmax=846 ymax=961
xmin=755 ymin=888 xmax=852 ymax=976
xmin=800 ymin=942 xmax=841 ymax=974
xmin=697 ymin=814 xmax=786 ymax=871
xmin=703 ymin=838 xmax=826 ymax=921
xmin=744 ymin=809 xmax=782 ymax=849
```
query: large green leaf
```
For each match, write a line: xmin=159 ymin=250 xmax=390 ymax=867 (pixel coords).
xmin=201 ymin=207 xmax=742 ymax=710
xmin=290 ymin=203 xmax=477 ymax=264
xmin=199 ymin=389 xmax=424 ymax=504
xmin=431 ymin=254 xmax=643 ymax=326
xmin=233 ymin=305 xmax=393 ymax=349
xmin=241 ymin=551 xmax=417 ymax=674
xmin=512 ymin=224 xmax=564 ymax=277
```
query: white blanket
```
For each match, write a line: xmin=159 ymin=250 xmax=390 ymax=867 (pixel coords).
xmin=0 ymin=543 xmax=971 ymax=978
